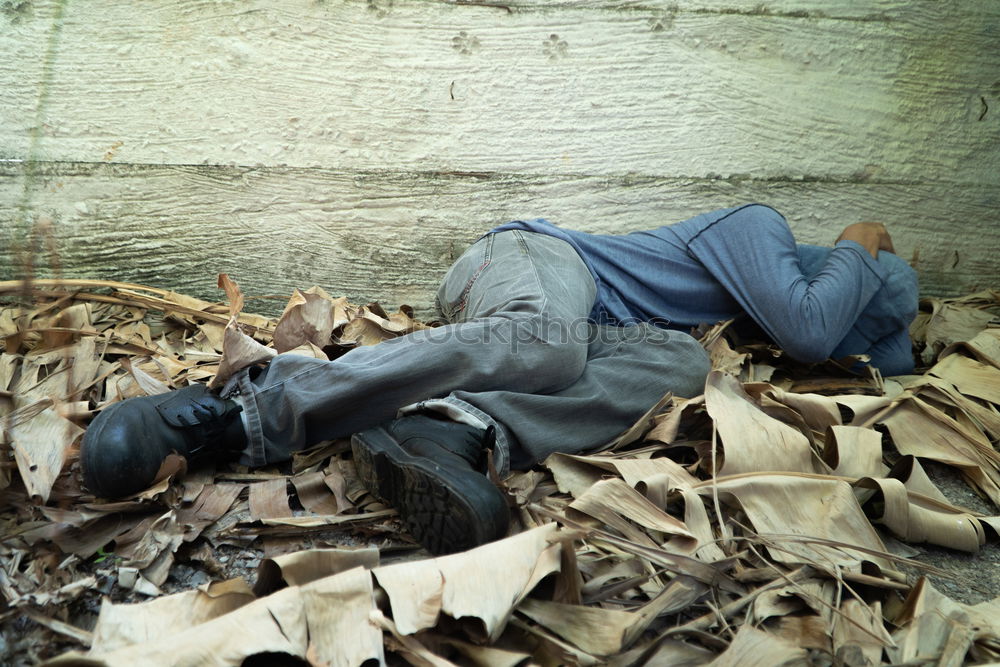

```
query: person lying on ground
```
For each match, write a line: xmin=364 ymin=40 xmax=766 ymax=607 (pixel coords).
xmin=80 ymin=203 xmax=918 ymax=555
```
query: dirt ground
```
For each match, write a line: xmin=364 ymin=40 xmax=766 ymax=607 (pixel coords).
xmin=913 ymin=461 xmax=1000 ymax=605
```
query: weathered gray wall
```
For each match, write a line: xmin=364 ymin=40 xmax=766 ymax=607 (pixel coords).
xmin=2 ymin=0 xmax=998 ymax=315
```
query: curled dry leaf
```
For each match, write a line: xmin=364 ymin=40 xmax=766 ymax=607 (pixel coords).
xmin=273 ymin=287 xmax=344 ymax=354
xmin=208 ymin=321 xmax=276 ymax=389
xmin=254 ymin=546 xmax=379 ymax=595
xmin=373 ymin=524 xmax=562 ymax=639
xmin=854 ymin=476 xmax=991 ymax=553
xmin=704 ymin=371 xmax=822 ymax=476
xmin=49 ymin=566 xmax=384 ymax=667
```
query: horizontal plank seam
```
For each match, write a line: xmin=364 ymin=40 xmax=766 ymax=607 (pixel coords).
xmin=436 ymin=1 xmax=895 ymax=23
xmin=2 ymin=159 xmax=994 ymax=189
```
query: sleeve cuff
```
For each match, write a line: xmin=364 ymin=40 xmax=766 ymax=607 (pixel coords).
xmin=833 ymin=239 xmax=888 ymax=283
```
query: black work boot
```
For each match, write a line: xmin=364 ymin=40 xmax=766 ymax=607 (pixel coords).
xmin=351 ymin=415 xmax=510 ymax=555
xmin=81 ymin=384 xmax=246 ymax=498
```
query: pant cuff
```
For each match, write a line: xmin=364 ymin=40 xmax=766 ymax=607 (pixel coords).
xmin=222 ymin=369 xmax=268 ymax=468
xmin=397 ymin=397 xmax=511 ymax=477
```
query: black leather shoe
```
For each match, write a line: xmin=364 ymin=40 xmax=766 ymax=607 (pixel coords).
xmin=351 ymin=415 xmax=510 ymax=555
xmin=81 ymin=384 xmax=246 ymax=498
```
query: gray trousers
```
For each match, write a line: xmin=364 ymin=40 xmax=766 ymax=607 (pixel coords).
xmin=227 ymin=230 xmax=710 ymax=475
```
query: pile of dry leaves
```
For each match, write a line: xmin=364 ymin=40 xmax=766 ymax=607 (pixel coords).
xmin=1 ymin=277 xmax=999 ymax=666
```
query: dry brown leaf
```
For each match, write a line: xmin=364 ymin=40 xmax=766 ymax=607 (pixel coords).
xmin=516 ymin=598 xmax=642 ymax=657
xmin=518 ymin=576 xmax=705 ymax=658
xmin=943 ymin=328 xmax=1000 ymax=368
xmin=508 ymin=615 xmax=604 ymax=666
xmin=21 ymin=512 xmax=147 ymax=561
xmin=248 ymin=478 xmax=293 ymax=520
xmin=855 ymin=476 xmax=989 ymax=553
xmin=21 ymin=609 xmax=94 ymax=648
xmin=49 ymin=566 xmax=384 ymax=667
xmin=141 ymin=354 xmax=190 ymax=384
xmin=196 ymin=321 xmax=227 ymax=353
xmin=930 ymin=352 xmax=1000 ymax=404
xmin=372 ymin=609 xmax=458 ymax=667
xmin=436 ymin=636 xmax=532 ymax=667
xmin=208 ymin=321 xmax=276 ymax=389
xmin=879 ymin=395 xmax=1000 ymax=505
xmin=373 ymin=561 xmax=444 ymax=635
xmin=120 ymin=357 xmax=171 ymax=396
xmin=373 ymin=524 xmax=561 ymax=640
xmin=4 ymin=573 xmax=99 ymax=610
xmin=748 ymin=382 xmax=844 ymax=434
xmin=332 ymin=303 xmax=429 ymax=349
xmin=752 ymin=585 xmax=809 ymax=622
xmin=835 ymin=392 xmax=896 ymax=428
xmin=546 ymin=453 xmax=700 ymax=500
xmin=886 ymin=455 xmax=950 ymax=503
xmin=338 ymin=315 xmax=395 ymax=347
xmin=911 ymin=376 xmax=1000 ymax=440
xmin=831 ymin=599 xmax=893 ymax=666
xmin=273 ymin=287 xmax=344 ymax=353
xmin=386 ymin=306 xmax=429 ymax=333
xmin=886 ymin=577 xmax=987 ymax=666
xmin=915 ymin=293 xmax=999 ymax=364
xmin=323 ymin=463 xmax=355 ymax=514
xmin=543 ymin=453 xmax=724 ymax=562
xmin=544 ymin=453 xmax=607 ymax=498
xmin=627 ymin=638 xmax=716 ymax=666
xmin=175 ymin=483 xmax=245 ymax=541
xmin=253 ymin=508 xmax=396 ymax=531
xmin=703 ymin=371 xmax=823 ymax=475
xmin=216 ymin=274 xmax=244 ymax=319
xmin=278 ymin=341 xmax=330 ymax=359
xmin=823 ymin=425 xmax=888 ymax=479
xmin=290 ymin=471 xmax=340 ymax=515
xmin=695 ymin=473 xmax=890 ymax=569
xmin=40 ymin=302 xmax=95 ymax=349
xmin=568 ymin=478 xmax=698 ymax=552
xmin=678 ymin=486 xmax=728 ymax=562
xmin=112 ymin=320 xmax=154 ymax=351
xmin=89 ymin=579 xmax=255 ymax=654
xmin=8 ymin=406 xmax=82 ymax=502
xmin=707 ymin=625 xmax=807 ymax=667
xmin=204 ymin=274 xmax=277 ymax=388
xmin=706 ymin=331 xmax=751 ymax=376
xmin=608 ymin=456 xmax=702 ymax=492
xmin=777 ymin=615 xmax=835 ymax=653
xmin=254 ymin=546 xmax=379 ymax=595
xmin=645 ymin=394 xmax=707 ymax=445
xmin=115 ymin=510 xmax=185 ymax=573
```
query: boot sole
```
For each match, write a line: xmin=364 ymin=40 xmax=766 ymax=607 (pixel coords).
xmin=351 ymin=427 xmax=508 ymax=555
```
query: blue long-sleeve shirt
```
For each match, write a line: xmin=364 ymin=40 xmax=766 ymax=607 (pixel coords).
xmin=493 ymin=204 xmax=918 ymax=374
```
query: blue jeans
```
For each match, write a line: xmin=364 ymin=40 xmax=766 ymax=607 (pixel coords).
xmin=226 ymin=230 xmax=710 ymax=474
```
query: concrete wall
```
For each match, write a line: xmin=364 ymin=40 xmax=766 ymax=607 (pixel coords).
xmin=2 ymin=0 xmax=998 ymax=315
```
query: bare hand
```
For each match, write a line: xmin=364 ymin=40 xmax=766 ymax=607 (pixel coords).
xmin=836 ymin=222 xmax=895 ymax=259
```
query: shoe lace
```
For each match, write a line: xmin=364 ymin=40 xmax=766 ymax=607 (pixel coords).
xmin=175 ymin=399 xmax=244 ymax=461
